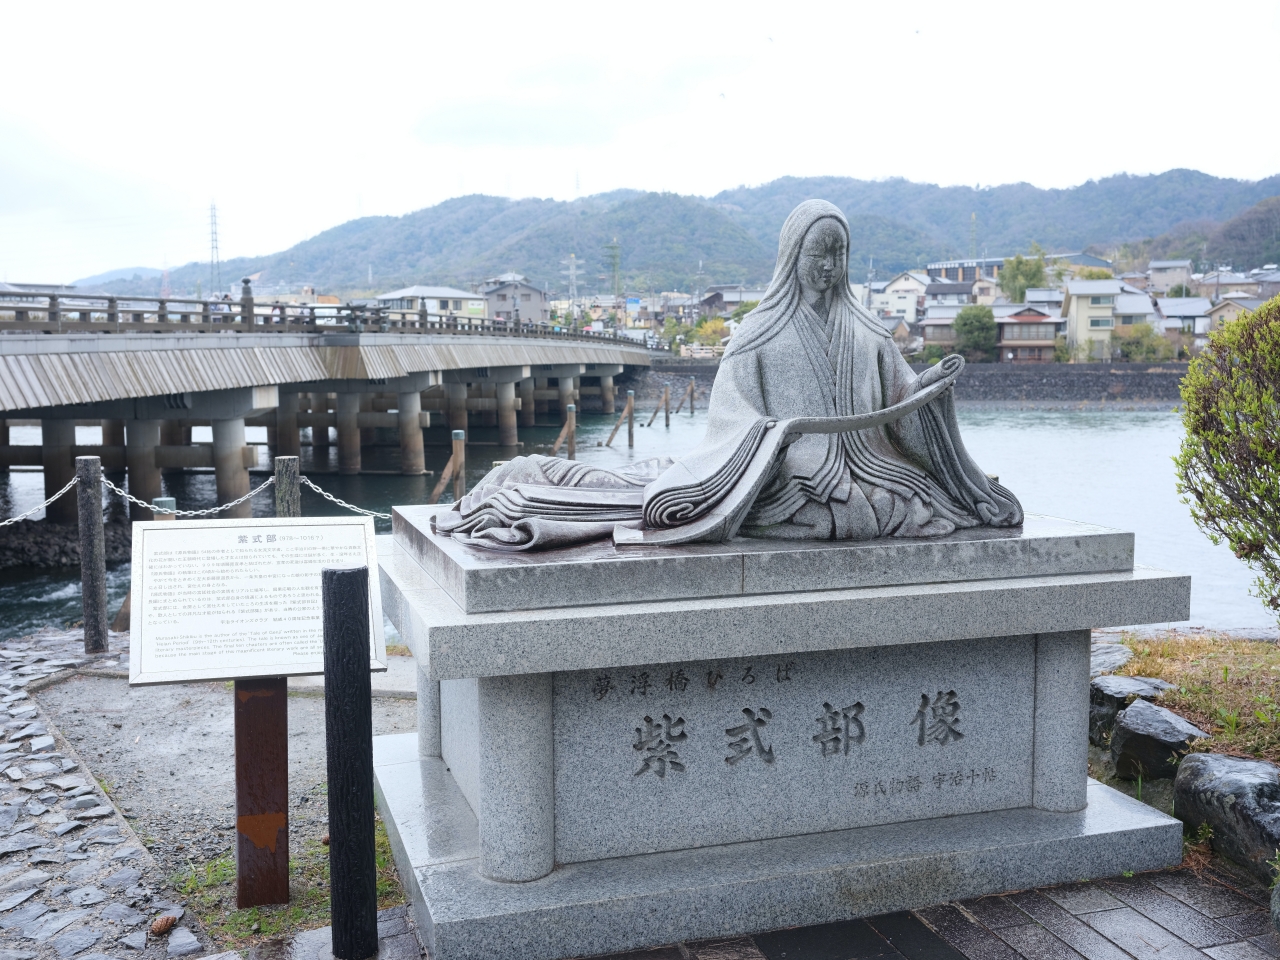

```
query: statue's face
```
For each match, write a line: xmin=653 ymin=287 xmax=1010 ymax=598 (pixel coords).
xmin=798 ymin=219 xmax=847 ymax=295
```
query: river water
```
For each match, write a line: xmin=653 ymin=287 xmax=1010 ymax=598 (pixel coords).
xmin=0 ymin=407 xmax=1273 ymax=640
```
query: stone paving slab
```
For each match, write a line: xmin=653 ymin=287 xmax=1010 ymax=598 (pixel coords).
xmin=583 ymin=867 xmax=1278 ymax=960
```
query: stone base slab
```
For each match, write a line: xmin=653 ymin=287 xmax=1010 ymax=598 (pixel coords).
xmin=373 ymin=733 xmax=1183 ymax=960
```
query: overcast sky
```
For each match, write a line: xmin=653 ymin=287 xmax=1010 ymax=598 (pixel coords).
xmin=3 ymin=0 xmax=1277 ymax=284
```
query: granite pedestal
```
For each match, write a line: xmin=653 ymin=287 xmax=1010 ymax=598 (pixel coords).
xmin=374 ymin=508 xmax=1190 ymax=960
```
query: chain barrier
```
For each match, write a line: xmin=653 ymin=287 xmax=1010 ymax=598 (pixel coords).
xmin=100 ymin=475 xmax=276 ymax=517
xmin=298 ymin=475 xmax=392 ymax=519
xmin=3 ymin=468 xmax=391 ymax=524
xmin=0 ymin=476 xmax=80 ymax=527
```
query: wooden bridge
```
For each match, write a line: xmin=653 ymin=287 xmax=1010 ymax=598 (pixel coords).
xmin=0 ymin=286 xmax=652 ymax=524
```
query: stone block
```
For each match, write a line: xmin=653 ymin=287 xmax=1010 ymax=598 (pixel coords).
xmin=1175 ymin=753 xmax=1280 ymax=885
xmin=1089 ymin=675 xmax=1175 ymax=746
xmin=1111 ymin=698 xmax=1207 ymax=780
xmin=375 ymin=734 xmax=1182 ymax=960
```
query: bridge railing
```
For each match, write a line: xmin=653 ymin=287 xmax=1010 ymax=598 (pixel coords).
xmin=0 ymin=292 xmax=665 ymax=349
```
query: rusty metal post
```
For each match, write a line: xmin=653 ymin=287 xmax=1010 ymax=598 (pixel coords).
xmin=321 ymin=566 xmax=378 ymax=960
xmin=76 ymin=456 xmax=108 ymax=654
xmin=451 ymin=429 xmax=466 ymax=501
xmin=234 ymin=677 xmax=289 ymax=907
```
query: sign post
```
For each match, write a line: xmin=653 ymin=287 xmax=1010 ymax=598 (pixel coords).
xmin=129 ymin=459 xmax=384 ymax=909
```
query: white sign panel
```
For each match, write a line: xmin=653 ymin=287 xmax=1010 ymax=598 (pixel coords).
xmin=129 ymin=516 xmax=386 ymax=686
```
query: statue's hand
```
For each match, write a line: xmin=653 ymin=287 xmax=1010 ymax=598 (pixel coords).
xmin=917 ymin=353 xmax=964 ymax=389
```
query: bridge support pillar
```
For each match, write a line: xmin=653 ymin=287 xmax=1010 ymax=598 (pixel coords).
xmin=125 ymin=419 xmax=162 ymax=521
xmin=337 ymin=393 xmax=361 ymax=475
xmin=0 ymin=419 xmax=8 ymax=475
xmin=212 ymin=418 xmax=251 ymax=519
xmin=496 ymin=381 xmax=518 ymax=447
xmin=446 ymin=383 xmax=468 ymax=440
xmin=535 ymin=378 xmax=549 ymax=418
xmin=558 ymin=377 xmax=577 ymax=424
xmin=600 ymin=375 xmax=615 ymax=415
xmin=359 ymin=393 xmax=374 ymax=448
xmin=42 ymin=419 xmax=77 ymax=524
xmin=480 ymin=385 xmax=496 ymax=427
xmin=398 ymin=391 xmax=425 ymax=475
xmin=311 ymin=394 xmax=331 ymax=455
xmin=518 ymin=379 xmax=535 ymax=428
xmin=276 ymin=392 xmax=300 ymax=458
xmin=101 ymin=420 xmax=124 ymax=460
xmin=160 ymin=420 xmax=185 ymax=474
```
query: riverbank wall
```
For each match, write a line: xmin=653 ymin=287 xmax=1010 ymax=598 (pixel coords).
xmin=622 ymin=360 xmax=1188 ymax=407
xmin=0 ymin=519 xmax=131 ymax=570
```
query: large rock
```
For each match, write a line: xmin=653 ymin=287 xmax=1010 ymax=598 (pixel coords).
xmin=1090 ymin=675 xmax=1175 ymax=746
xmin=1111 ymin=698 xmax=1207 ymax=780
xmin=1175 ymin=753 xmax=1280 ymax=886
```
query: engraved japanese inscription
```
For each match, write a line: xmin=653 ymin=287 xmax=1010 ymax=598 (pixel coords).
xmin=551 ymin=635 xmax=1034 ymax=864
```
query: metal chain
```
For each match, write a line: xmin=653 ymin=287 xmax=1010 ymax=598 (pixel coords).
xmin=100 ymin=475 xmax=275 ymax=517
xmin=0 ymin=476 xmax=80 ymax=527
xmin=299 ymin=475 xmax=391 ymax=519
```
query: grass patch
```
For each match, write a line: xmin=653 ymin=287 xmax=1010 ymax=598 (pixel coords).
xmin=1117 ymin=631 xmax=1280 ymax=762
xmin=173 ymin=812 xmax=404 ymax=949
xmin=385 ymin=644 xmax=411 ymax=657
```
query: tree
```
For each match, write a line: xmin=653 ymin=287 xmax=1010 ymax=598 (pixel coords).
xmin=1169 ymin=283 xmax=1193 ymax=297
xmin=954 ymin=305 xmax=997 ymax=361
xmin=693 ymin=319 xmax=728 ymax=345
xmin=1115 ymin=323 xmax=1175 ymax=362
xmin=730 ymin=300 xmax=759 ymax=321
xmin=998 ymin=252 xmax=1047 ymax=303
xmin=1075 ymin=267 xmax=1114 ymax=280
xmin=1174 ymin=297 xmax=1280 ymax=624
xmin=1053 ymin=334 xmax=1071 ymax=363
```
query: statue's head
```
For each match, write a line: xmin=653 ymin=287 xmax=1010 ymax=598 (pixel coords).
xmin=797 ymin=218 xmax=847 ymax=298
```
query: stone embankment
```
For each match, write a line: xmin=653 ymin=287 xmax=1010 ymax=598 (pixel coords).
xmin=623 ymin=358 xmax=1189 ymax=407
xmin=0 ymin=522 xmax=131 ymax=572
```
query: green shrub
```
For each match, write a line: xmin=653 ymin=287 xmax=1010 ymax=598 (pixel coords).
xmin=954 ymin=305 xmax=997 ymax=362
xmin=1175 ymin=297 xmax=1280 ymax=622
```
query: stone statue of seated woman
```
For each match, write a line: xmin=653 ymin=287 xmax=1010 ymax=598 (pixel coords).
xmin=433 ymin=199 xmax=1022 ymax=551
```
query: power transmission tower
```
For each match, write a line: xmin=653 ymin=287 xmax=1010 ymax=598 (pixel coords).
xmin=605 ymin=238 xmax=621 ymax=299
xmin=209 ymin=203 xmax=222 ymax=296
xmin=560 ymin=254 xmax=583 ymax=300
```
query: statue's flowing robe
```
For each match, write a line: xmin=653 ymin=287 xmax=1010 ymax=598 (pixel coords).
xmin=434 ymin=199 xmax=1021 ymax=550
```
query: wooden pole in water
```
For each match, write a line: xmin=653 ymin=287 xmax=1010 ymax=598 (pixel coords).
xmin=689 ymin=376 xmax=696 ymax=414
xmin=451 ymin=429 xmax=466 ymax=502
xmin=646 ymin=384 xmax=667 ymax=428
xmin=567 ymin=404 xmax=576 ymax=460
xmin=427 ymin=455 xmax=456 ymax=504
xmin=321 ymin=566 xmax=378 ymax=960
xmin=605 ymin=396 xmax=632 ymax=447
xmin=672 ymin=379 xmax=693 ymax=415
xmin=626 ymin=390 xmax=635 ymax=447
xmin=664 ymin=384 xmax=670 ymax=427
xmin=75 ymin=456 xmax=108 ymax=654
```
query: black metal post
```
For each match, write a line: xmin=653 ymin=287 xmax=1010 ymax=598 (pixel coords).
xmin=75 ymin=456 xmax=108 ymax=654
xmin=322 ymin=566 xmax=377 ymax=960
xmin=274 ymin=456 xmax=300 ymax=518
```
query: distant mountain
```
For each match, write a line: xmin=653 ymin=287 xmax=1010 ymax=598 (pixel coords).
xmin=86 ymin=170 xmax=1280 ymax=298
xmin=1105 ymin=195 xmax=1280 ymax=273
xmin=71 ymin=266 xmax=164 ymax=288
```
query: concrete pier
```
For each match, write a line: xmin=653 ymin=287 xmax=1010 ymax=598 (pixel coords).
xmin=276 ymin=392 xmax=301 ymax=458
xmin=359 ymin=393 xmax=375 ymax=448
xmin=337 ymin=394 xmax=361 ymax=475
xmin=101 ymin=420 xmax=124 ymax=458
xmin=600 ymin=375 xmax=615 ymax=415
xmin=398 ymin=390 xmax=426 ymax=475
xmin=212 ymin=418 xmax=251 ymax=518
xmin=446 ymin=383 xmax=468 ymax=440
xmin=496 ymin=382 xmax=518 ymax=447
xmin=311 ymin=394 xmax=331 ymax=454
xmin=41 ymin=419 xmax=77 ymax=523
xmin=125 ymin=420 xmax=162 ymax=521
xmin=518 ymin=379 xmax=535 ymax=428
xmin=159 ymin=420 xmax=184 ymax=474
xmin=557 ymin=377 xmax=576 ymax=423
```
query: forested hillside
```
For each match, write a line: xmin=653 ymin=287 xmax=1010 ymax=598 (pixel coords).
xmin=80 ymin=170 xmax=1280 ymax=298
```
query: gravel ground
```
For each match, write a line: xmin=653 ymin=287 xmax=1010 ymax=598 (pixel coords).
xmin=35 ymin=676 xmax=417 ymax=882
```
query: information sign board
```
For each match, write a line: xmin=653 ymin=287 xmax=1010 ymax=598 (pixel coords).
xmin=129 ymin=516 xmax=386 ymax=685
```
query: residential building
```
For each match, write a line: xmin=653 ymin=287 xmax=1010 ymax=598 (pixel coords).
xmin=1026 ymin=288 xmax=1065 ymax=311
xmin=924 ymin=281 xmax=974 ymax=306
xmin=995 ymin=306 xmax=1063 ymax=363
xmin=700 ymin=285 xmax=767 ymax=318
xmin=1061 ymin=279 xmax=1125 ymax=358
xmin=1113 ymin=293 xmax=1158 ymax=328
xmin=1207 ymin=297 xmax=1266 ymax=329
xmin=1156 ymin=297 xmax=1212 ymax=335
xmin=972 ymin=276 xmax=1001 ymax=304
xmin=376 ymin=285 xmax=487 ymax=317
xmin=869 ymin=272 xmax=929 ymax=324
xmin=926 ymin=252 xmax=1111 ymax=282
xmin=1192 ymin=271 xmax=1261 ymax=301
xmin=1248 ymin=266 xmax=1280 ymax=299
xmin=481 ymin=273 xmax=551 ymax=324
xmin=1119 ymin=271 xmax=1149 ymax=291
xmin=1148 ymin=260 xmax=1192 ymax=295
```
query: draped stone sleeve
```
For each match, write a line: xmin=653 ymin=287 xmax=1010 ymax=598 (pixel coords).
xmin=879 ymin=340 xmax=1024 ymax=528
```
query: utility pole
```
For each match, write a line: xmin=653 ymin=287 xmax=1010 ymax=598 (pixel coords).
xmin=210 ymin=203 xmax=222 ymax=296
